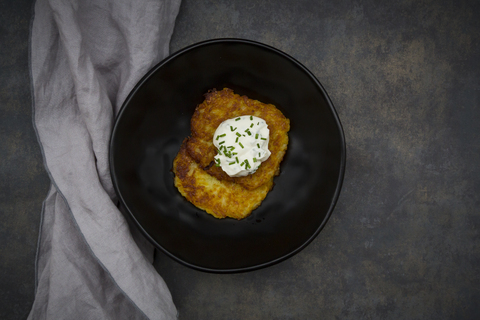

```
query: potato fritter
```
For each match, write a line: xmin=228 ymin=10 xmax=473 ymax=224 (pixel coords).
xmin=186 ymin=88 xmax=290 ymax=190
xmin=173 ymin=141 xmax=274 ymax=220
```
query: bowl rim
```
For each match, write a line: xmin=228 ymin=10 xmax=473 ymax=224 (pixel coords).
xmin=110 ymin=38 xmax=346 ymax=273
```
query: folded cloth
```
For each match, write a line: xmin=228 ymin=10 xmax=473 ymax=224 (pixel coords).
xmin=29 ymin=0 xmax=181 ymax=319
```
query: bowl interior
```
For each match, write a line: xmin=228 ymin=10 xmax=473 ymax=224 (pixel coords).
xmin=110 ymin=39 xmax=345 ymax=272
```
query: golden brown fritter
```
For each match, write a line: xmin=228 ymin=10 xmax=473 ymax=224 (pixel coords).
xmin=173 ymin=141 xmax=274 ymax=220
xmin=186 ymin=88 xmax=290 ymax=190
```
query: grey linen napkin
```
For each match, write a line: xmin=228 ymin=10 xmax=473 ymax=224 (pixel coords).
xmin=29 ymin=0 xmax=181 ymax=319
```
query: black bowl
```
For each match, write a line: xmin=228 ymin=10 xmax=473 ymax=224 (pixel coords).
xmin=110 ymin=38 xmax=346 ymax=273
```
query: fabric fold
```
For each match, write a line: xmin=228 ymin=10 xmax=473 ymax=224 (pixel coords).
xmin=29 ymin=0 xmax=182 ymax=319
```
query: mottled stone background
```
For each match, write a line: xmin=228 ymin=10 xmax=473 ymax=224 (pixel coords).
xmin=1 ymin=0 xmax=479 ymax=319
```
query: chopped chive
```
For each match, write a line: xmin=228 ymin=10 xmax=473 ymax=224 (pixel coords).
xmin=259 ymin=152 xmax=261 ymax=157
xmin=239 ymin=142 xmax=244 ymax=149
xmin=236 ymin=132 xmax=241 ymax=137
xmin=228 ymin=146 xmax=235 ymax=150
xmin=235 ymin=137 xmax=239 ymax=143
xmin=229 ymin=162 xmax=235 ymax=165
xmin=235 ymin=117 xmax=241 ymax=121
xmin=261 ymin=138 xmax=267 ymax=140
xmin=232 ymin=152 xmax=237 ymax=155
xmin=236 ymin=157 xmax=239 ymax=163
xmin=255 ymin=133 xmax=259 ymax=139
xmin=257 ymin=122 xmax=259 ymax=125
xmin=219 ymin=141 xmax=225 ymax=145
xmin=247 ymin=131 xmax=251 ymax=136
xmin=253 ymin=158 xmax=257 ymax=162
xmin=250 ymin=116 xmax=253 ymax=120
xmin=250 ymin=123 xmax=254 ymax=128
xmin=240 ymin=161 xmax=245 ymax=167
xmin=219 ymin=133 xmax=226 ymax=137
xmin=257 ymin=143 xmax=260 ymax=148
xmin=216 ymin=135 xmax=220 ymax=140
xmin=230 ymin=126 xmax=237 ymax=131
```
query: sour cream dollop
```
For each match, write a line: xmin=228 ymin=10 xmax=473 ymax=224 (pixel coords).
xmin=213 ymin=115 xmax=271 ymax=177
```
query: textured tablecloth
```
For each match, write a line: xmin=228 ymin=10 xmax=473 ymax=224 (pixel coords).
xmin=29 ymin=0 xmax=181 ymax=318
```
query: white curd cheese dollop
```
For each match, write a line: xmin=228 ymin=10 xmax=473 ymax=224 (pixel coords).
xmin=213 ymin=115 xmax=271 ymax=177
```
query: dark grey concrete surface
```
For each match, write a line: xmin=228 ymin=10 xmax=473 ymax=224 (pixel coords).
xmin=1 ymin=0 xmax=479 ymax=319
xmin=1 ymin=0 xmax=50 ymax=319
